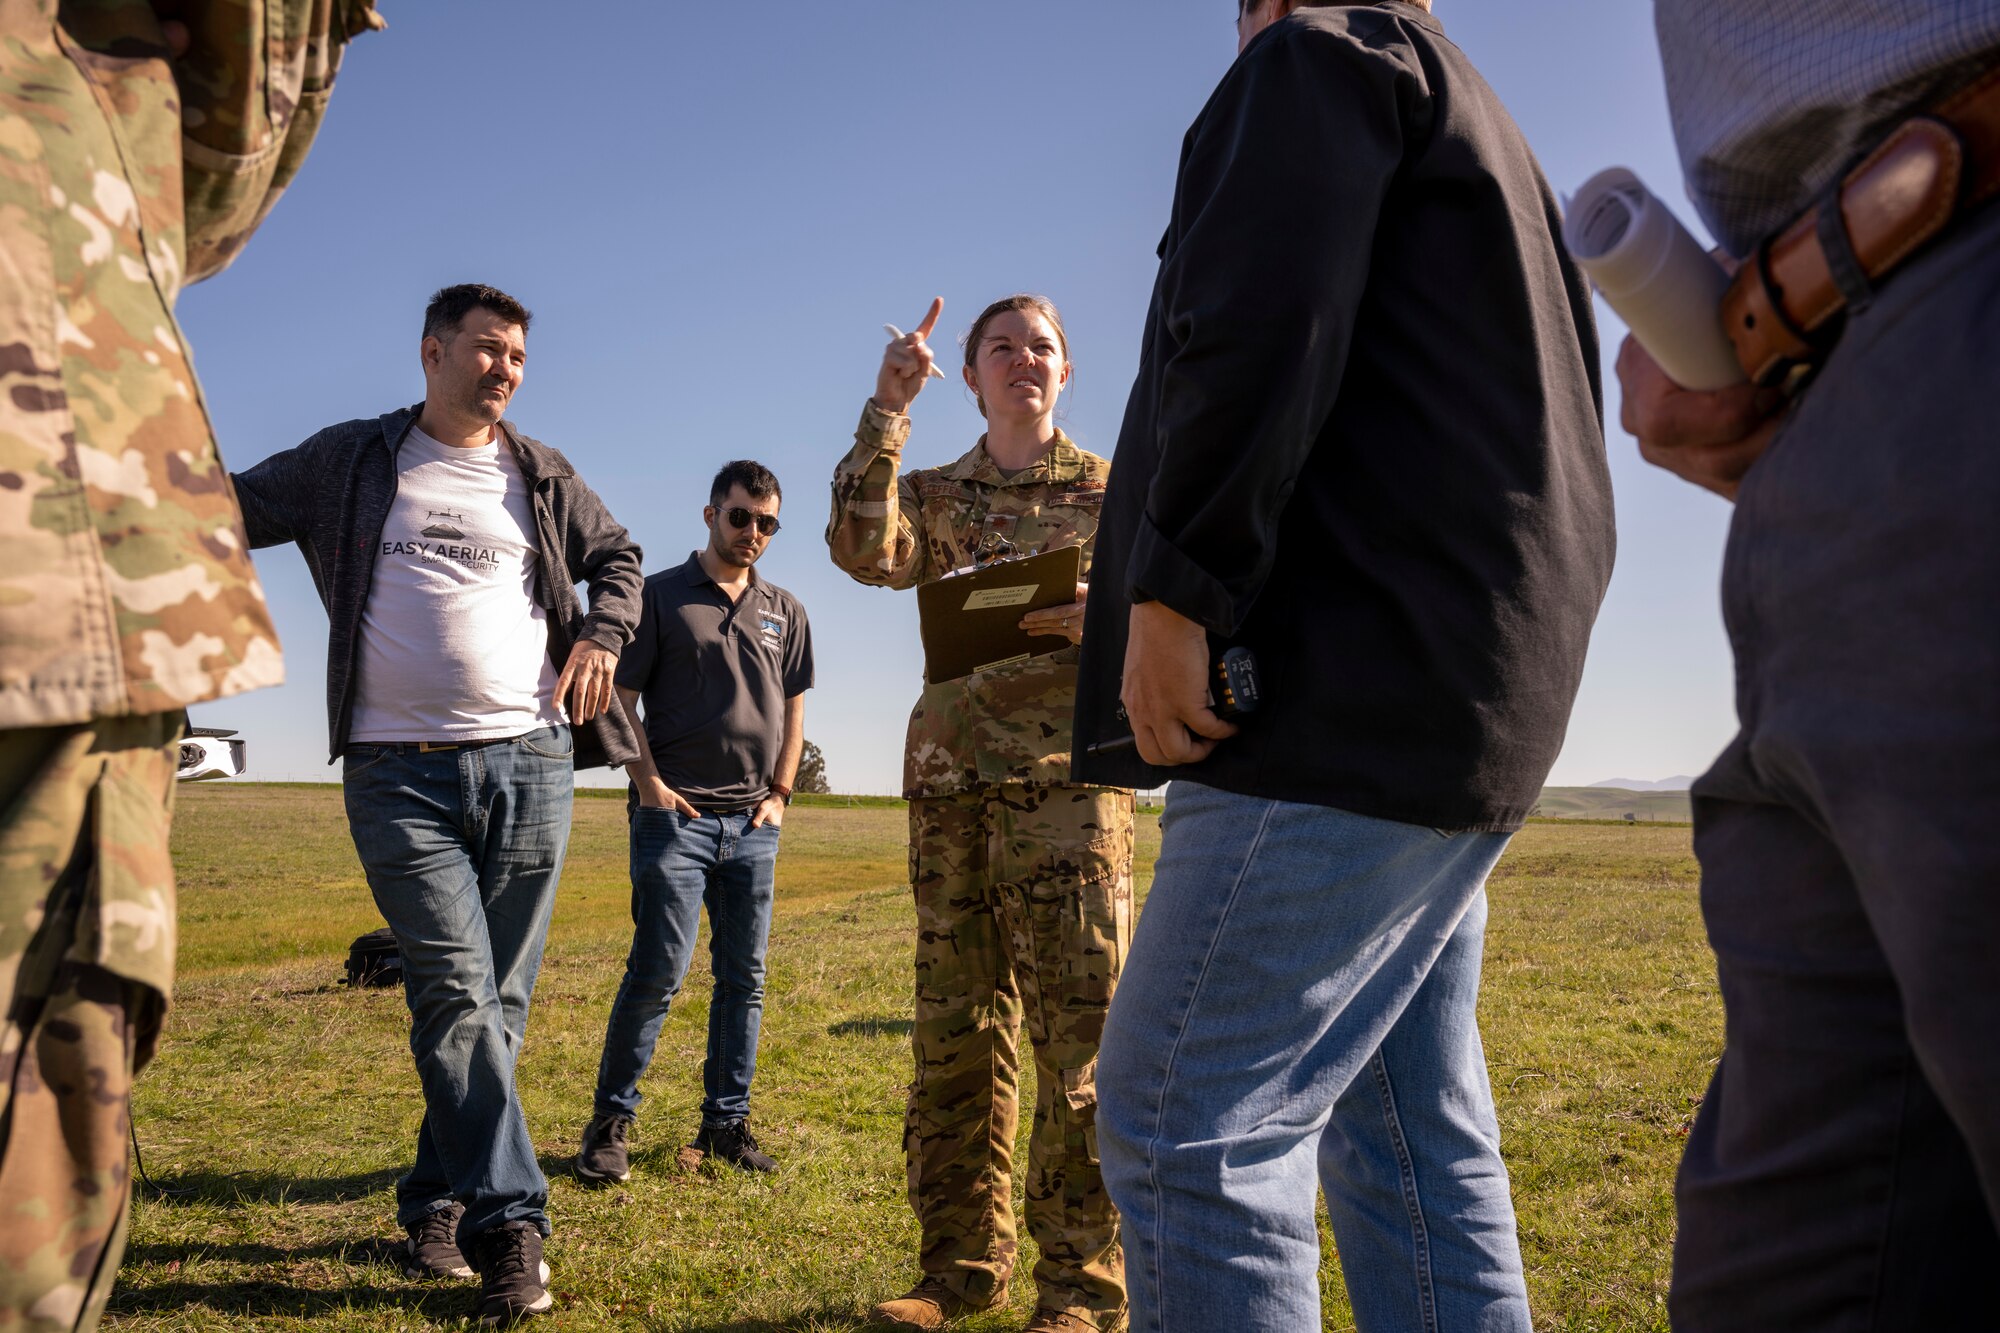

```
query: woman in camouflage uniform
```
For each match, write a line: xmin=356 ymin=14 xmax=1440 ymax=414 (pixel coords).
xmin=827 ymin=296 xmax=1133 ymax=1333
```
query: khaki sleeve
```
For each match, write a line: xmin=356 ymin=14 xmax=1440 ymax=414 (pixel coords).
xmin=825 ymin=399 xmax=931 ymax=590
xmin=176 ymin=0 xmax=386 ymax=283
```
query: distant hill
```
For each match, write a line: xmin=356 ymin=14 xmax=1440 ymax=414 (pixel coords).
xmin=1588 ymin=776 xmax=1696 ymax=791
xmin=1535 ymin=787 xmax=1691 ymax=822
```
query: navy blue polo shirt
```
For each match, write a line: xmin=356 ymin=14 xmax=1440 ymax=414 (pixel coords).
xmin=614 ymin=552 xmax=814 ymax=810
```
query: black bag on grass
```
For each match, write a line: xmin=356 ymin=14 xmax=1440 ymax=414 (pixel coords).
xmin=344 ymin=927 xmax=403 ymax=988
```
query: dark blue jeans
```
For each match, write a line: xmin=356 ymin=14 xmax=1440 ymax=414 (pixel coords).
xmin=341 ymin=725 xmax=573 ymax=1243
xmin=593 ymin=806 xmax=778 ymax=1127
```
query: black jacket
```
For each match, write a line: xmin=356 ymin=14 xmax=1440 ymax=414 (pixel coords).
xmin=1073 ymin=4 xmax=1615 ymax=831
xmin=232 ymin=405 xmax=645 ymax=769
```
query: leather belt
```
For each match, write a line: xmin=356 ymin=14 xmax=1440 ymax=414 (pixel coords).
xmin=374 ymin=736 xmax=514 ymax=754
xmin=1724 ymin=59 xmax=2000 ymax=386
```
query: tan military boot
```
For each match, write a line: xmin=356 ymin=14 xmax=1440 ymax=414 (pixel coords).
xmin=1023 ymin=1310 xmax=1103 ymax=1333
xmin=866 ymin=1277 xmax=1002 ymax=1330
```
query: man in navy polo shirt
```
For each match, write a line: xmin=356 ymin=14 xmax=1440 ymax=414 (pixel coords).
xmin=575 ymin=460 xmax=813 ymax=1179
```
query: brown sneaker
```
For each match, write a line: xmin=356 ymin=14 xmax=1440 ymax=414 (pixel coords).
xmin=866 ymin=1277 xmax=1003 ymax=1329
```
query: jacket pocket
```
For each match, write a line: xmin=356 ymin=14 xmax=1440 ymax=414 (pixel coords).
xmin=178 ymin=0 xmax=361 ymax=280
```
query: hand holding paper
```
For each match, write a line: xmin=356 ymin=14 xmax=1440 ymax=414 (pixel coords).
xmin=1565 ymin=168 xmax=1746 ymax=391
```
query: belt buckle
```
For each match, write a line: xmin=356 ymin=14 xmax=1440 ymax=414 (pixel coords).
xmin=416 ymin=740 xmax=459 ymax=753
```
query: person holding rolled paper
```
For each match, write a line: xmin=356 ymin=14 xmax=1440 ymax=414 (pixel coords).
xmin=826 ymin=296 xmax=1132 ymax=1333
xmin=1616 ymin=7 xmax=2000 ymax=1330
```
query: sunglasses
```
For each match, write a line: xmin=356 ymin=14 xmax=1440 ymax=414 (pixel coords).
xmin=720 ymin=507 xmax=781 ymax=537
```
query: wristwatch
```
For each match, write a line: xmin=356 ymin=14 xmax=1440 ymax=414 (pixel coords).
xmin=769 ymin=779 xmax=794 ymax=806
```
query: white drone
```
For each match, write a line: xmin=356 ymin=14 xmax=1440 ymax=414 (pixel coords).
xmin=176 ymin=726 xmax=246 ymax=782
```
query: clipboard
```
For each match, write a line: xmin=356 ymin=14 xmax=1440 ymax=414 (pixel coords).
xmin=917 ymin=544 xmax=1083 ymax=683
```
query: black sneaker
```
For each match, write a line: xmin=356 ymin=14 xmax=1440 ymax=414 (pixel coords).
xmin=691 ymin=1118 xmax=778 ymax=1173
xmin=574 ymin=1112 xmax=633 ymax=1184
xmin=400 ymin=1201 xmax=473 ymax=1280
xmin=466 ymin=1221 xmax=551 ymax=1324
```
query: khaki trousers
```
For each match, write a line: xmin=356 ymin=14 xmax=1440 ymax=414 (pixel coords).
xmin=0 ymin=716 xmax=177 ymax=1332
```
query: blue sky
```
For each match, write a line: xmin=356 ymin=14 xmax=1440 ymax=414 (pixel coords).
xmin=184 ymin=0 xmax=1737 ymax=792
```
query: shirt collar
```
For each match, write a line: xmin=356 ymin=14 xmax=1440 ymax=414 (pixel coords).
xmin=941 ymin=429 xmax=1086 ymax=486
xmin=681 ymin=550 xmax=764 ymax=595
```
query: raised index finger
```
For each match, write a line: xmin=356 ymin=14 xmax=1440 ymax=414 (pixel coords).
xmin=914 ymin=297 xmax=944 ymax=342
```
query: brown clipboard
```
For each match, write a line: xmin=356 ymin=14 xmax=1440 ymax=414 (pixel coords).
xmin=917 ymin=544 xmax=1083 ymax=683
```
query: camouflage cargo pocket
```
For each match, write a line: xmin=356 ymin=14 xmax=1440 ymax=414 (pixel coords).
xmin=1026 ymin=828 xmax=1128 ymax=1015
xmin=75 ymin=726 xmax=178 ymax=1062
xmin=1061 ymin=1057 xmax=1102 ymax=1167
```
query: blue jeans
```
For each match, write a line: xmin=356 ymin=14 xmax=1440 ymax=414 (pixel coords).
xmin=1097 ymin=781 xmax=1527 ymax=1333
xmin=593 ymin=805 xmax=779 ymax=1126
xmin=341 ymin=724 xmax=574 ymax=1242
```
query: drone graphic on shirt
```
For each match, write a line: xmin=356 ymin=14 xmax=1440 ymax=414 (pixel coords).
xmin=421 ymin=509 xmax=468 ymax=540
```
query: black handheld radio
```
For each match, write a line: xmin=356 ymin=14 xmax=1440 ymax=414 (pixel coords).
xmin=1084 ymin=646 xmax=1262 ymax=758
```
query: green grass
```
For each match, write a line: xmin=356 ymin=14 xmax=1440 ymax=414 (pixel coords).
xmin=114 ymin=787 xmax=1717 ymax=1331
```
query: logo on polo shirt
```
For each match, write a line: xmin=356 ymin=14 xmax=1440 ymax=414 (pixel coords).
xmin=757 ymin=609 xmax=785 ymax=643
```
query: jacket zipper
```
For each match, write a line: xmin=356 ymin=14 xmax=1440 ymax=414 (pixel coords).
xmin=331 ymin=419 xmax=411 ymax=760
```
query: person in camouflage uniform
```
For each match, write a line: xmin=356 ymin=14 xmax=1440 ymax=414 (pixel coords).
xmin=0 ymin=3 xmax=380 ymax=1326
xmin=828 ymin=296 xmax=1133 ymax=1333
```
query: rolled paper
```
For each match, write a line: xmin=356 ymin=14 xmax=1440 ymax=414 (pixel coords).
xmin=1565 ymin=167 xmax=1746 ymax=391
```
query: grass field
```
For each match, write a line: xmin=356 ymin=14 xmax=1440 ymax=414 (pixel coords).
xmin=112 ymin=786 xmax=1719 ymax=1332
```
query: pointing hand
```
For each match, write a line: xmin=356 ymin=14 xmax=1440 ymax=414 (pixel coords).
xmin=875 ymin=297 xmax=946 ymax=415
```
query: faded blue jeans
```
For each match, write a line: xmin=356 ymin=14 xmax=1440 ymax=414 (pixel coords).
xmin=341 ymin=724 xmax=573 ymax=1243
xmin=1097 ymin=780 xmax=1528 ymax=1333
xmin=593 ymin=805 xmax=779 ymax=1127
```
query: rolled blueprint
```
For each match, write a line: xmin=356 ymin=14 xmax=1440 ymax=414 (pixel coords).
xmin=1564 ymin=167 xmax=1745 ymax=390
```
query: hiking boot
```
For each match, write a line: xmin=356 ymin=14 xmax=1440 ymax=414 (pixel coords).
xmin=466 ymin=1221 xmax=551 ymax=1324
xmin=1024 ymin=1311 xmax=1102 ymax=1333
xmin=399 ymin=1201 xmax=473 ymax=1280
xmin=574 ymin=1112 xmax=633 ymax=1184
xmin=866 ymin=1277 xmax=1003 ymax=1329
xmin=690 ymin=1118 xmax=778 ymax=1173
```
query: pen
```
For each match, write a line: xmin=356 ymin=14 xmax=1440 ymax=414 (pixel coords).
xmin=884 ymin=323 xmax=948 ymax=380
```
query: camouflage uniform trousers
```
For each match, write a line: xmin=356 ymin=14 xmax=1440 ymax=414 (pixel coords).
xmin=905 ymin=783 xmax=1134 ymax=1328
xmin=0 ymin=715 xmax=178 ymax=1333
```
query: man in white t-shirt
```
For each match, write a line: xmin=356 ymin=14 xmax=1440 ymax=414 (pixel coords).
xmin=232 ymin=284 xmax=643 ymax=1325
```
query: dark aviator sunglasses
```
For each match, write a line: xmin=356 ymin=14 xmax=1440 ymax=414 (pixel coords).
xmin=721 ymin=506 xmax=781 ymax=537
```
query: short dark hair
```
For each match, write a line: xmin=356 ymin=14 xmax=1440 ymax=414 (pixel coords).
xmin=710 ymin=459 xmax=781 ymax=508
xmin=422 ymin=283 xmax=533 ymax=343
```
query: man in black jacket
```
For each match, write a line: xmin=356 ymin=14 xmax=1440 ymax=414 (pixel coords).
xmin=231 ymin=284 xmax=642 ymax=1324
xmin=1073 ymin=4 xmax=1615 ymax=1329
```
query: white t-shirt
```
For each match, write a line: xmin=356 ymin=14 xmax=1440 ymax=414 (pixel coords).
xmin=349 ymin=425 xmax=564 ymax=743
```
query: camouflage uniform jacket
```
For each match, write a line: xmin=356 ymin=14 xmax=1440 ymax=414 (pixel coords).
xmin=0 ymin=0 xmax=383 ymax=729
xmin=827 ymin=399 xmax=1114 ymax=799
